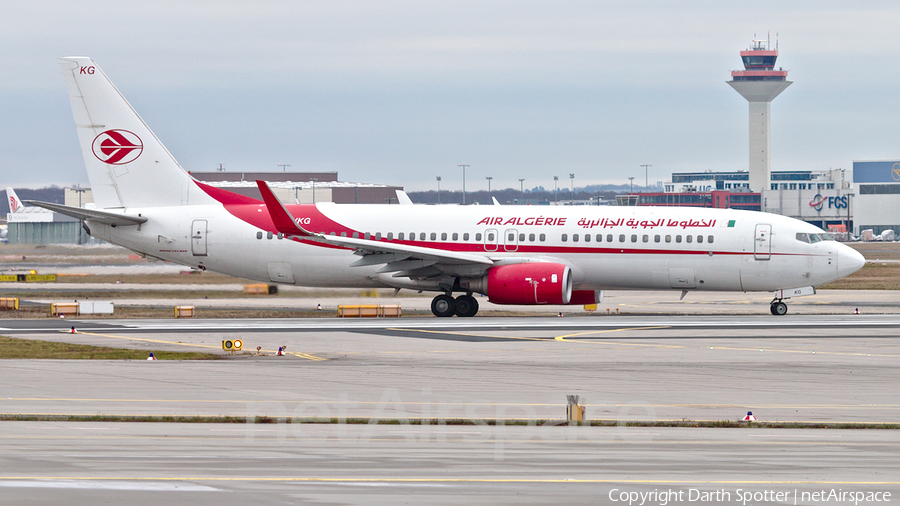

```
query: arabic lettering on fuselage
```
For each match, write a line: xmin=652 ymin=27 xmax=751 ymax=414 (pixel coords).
xmin=476 ymin=216 xmax=715 ymax=229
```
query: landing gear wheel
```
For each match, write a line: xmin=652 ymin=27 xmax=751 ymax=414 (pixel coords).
xmin=431 ymin=294 xmax=457 ymax=317
xmin=770 ymin=302 xmax=788 ymax=316
xmin=454 ymin=295 xmax=479 ymax=317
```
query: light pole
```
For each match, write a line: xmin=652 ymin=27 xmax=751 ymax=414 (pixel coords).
xmin=486 ymin=176 xmax=492 ymax=201
xmin=628 ymin=176 xmax=635 ymax=194
xmin=277 ymin=163 xmax=290 ymax=172
xmin=641 ymin=164 xmax=652 ymax=191
xmin=458 ymin=163 xmax=469 ymax=205
xmin=310 ymin=178 xmax=317 ymax=204
xmin=436 ymin=176 xmax=441 ymax=204
xmin=553 ymin=176 xmax=559 ymax=203
xmin=518 ymin=178 xmax=525 ymax=204
xmin=569 ymin=173 xmax=575 ymax=204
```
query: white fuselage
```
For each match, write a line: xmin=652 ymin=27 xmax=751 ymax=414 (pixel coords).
xmin=85 ymin=202 xmax=861 ymax=295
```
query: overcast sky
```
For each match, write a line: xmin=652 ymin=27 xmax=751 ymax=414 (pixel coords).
xmin=3 ymin=1 xmax=899 ymax=192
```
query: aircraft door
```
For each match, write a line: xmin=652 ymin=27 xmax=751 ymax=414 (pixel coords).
xmin=504 ymin=229 xmax=519 ymax=252
xmin=191 ymin=219 xmax=208 ymax=256
xmin=484 ymin=228 xmax=499 ymax=252
xmin=754 ymin=223 xmax=771 ymax=260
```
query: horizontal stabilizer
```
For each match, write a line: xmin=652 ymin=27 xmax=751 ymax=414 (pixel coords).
xmin=24 ymin=201 xmax=147 ymax=226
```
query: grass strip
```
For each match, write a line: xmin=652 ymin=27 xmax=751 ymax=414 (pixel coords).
xmin=0 ymin=335 xmax=221 ymax=360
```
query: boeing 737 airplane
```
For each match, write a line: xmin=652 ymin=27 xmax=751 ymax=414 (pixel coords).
xmin=28 ymin=57 xmax=865 ymax=317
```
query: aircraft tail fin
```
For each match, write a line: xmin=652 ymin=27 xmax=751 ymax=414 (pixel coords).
xmin=6 ymin=188 xmax=24 ymax=213
xmin=59 ymin=57 xmax=211 ymax=209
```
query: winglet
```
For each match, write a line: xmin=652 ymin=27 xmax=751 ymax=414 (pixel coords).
xmin=255 ymin=180 xmax=314 ymax=237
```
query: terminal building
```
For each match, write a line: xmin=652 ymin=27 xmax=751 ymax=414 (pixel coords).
xmin=853 ymin=161 xmax=900 ymax=236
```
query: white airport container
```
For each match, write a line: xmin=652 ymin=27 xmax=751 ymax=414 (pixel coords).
xmin=78 ymin=301 xmax=114 ymax=314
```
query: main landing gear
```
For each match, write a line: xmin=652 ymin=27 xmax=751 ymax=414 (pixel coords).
xmin=770 ymin=300 xmax=788 ymax=316
xmin=431 ymin=293 xmax=479 ymax=317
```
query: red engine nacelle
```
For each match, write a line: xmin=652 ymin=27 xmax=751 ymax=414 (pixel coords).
xmin=484 ymin=263 xmax=573 ymax=305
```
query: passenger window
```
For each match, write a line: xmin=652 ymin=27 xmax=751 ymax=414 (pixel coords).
xmin=441 ymin=233 xmax=447 ymax=241
xmin=619 ymin=234 xmax=626 ymax=242
xmin=572 ymin=234 xmax=579 ymax=242
xmin=561 ymin=234 xmax=568 ymax=242
xmin=519 ymin=233 xmax=525 ymax=242
xmin=341 ymin=232 xmax=347 ymax=237
xmin=584 ymin=234 xmax=590 ymax=243
xmin=267 ymin=232 xmax=274 ymax=239
xmin=697 ymin=235 xmax=703 ymax=244
xmin=375 ymin=232 xmax=382 ymax=240
xmin=596 ymin=234 xmax=603 ymax=242
xmin=387 ymin=232 xmax=393 ymax=240
xmin=452 ymin=233 xmax=458 ymax=241
xmin=654 ymin=235 xmax=660 ymax=243
xmin=642 ymin=234 xmax=649 ymax=243
xmin=430 ymin=233 xmax=436 ymax=240
xmin=675 ymin=235 xmax=682 ymax=243
xmin=631 ymin=234 xmax=638 ymax=243
xmin=257 ymin=231 xmax=263 ymax=240
xmin=508 ymin=233 xmax=515 ymax=241
xmin=686 ymin=235 xmax=693 ymax=243
xmin=398 ymin=232 xmax=404 ymax=240
xmin=665 ymin=235 xmax=671 ymax=243
xmin=476 ymin=233 xmax=482 ymax=241
xmin=607 ymin=234 xmax=613 ymax=243
xmin=539 ymin=233 xmax=546 ymax=242
xmin=420 ymin=233 xmax=426 ymax=241
xmin=529 ymin=233 xmax=535 ymax=242
xmin=463 ymin=233 xmax=470 ymax=241
xmin=708 ymin=235 xmax=714 ymax=244
xmin=487 ymin=232 xmax=494 ymax=241
xmin=352 ymin=232 xmax=359 ymax=239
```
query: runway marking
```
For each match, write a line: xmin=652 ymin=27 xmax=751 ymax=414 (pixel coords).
xmin=554 ymin=326 xmax=680 ymax=347
xmin=385 ymin=328 xmax=544 ymax=341
xmin=704 ymin=344 xmax=900 ymax=358
xmin=0 ymin=476 xmax=898 ymax=485
xmin=59 ymin=331 xmax=326 ymax=361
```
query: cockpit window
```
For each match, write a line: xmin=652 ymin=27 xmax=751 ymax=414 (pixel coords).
xmin=796 ymin=232 xmax=834 ymax=244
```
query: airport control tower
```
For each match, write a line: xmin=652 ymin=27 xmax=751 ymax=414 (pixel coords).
xmin=728 ymin=37 xmax=791 ymax=193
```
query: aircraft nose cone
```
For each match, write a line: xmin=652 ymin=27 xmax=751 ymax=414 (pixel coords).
xmin=837 ymin=245 xmax=866 ymax=279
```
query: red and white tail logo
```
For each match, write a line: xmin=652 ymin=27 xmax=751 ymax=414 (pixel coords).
xmin=8 ymin=195 xmax=17 ymax=212
xmin=92 ymin=129 xmax=143 ymax=165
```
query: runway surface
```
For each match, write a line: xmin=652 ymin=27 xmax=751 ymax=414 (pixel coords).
xmin=1 ymin=422 xmax=898 ymax=506
xmin=2 ymin=314 xmax=899 ymax=422
xmin=2 ymin=313 xmax=899 ymax=504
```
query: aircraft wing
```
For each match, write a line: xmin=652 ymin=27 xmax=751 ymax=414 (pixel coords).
xmin=24 ymin=201 xmax=148 ymax=226
xmin=255 ymin=181 xmax=494 ymax=277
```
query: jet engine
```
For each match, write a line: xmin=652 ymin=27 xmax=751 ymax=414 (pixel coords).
xmin=462 ymin=263 xmax=573 ymax=305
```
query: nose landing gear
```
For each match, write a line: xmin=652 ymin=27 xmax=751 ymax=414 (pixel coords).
xmin=770 ymin=300 xmax=788 ymax=315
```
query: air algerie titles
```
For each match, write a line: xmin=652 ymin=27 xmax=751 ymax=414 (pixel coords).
xmin=476 ymin=216 xmax=717 ymax=230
